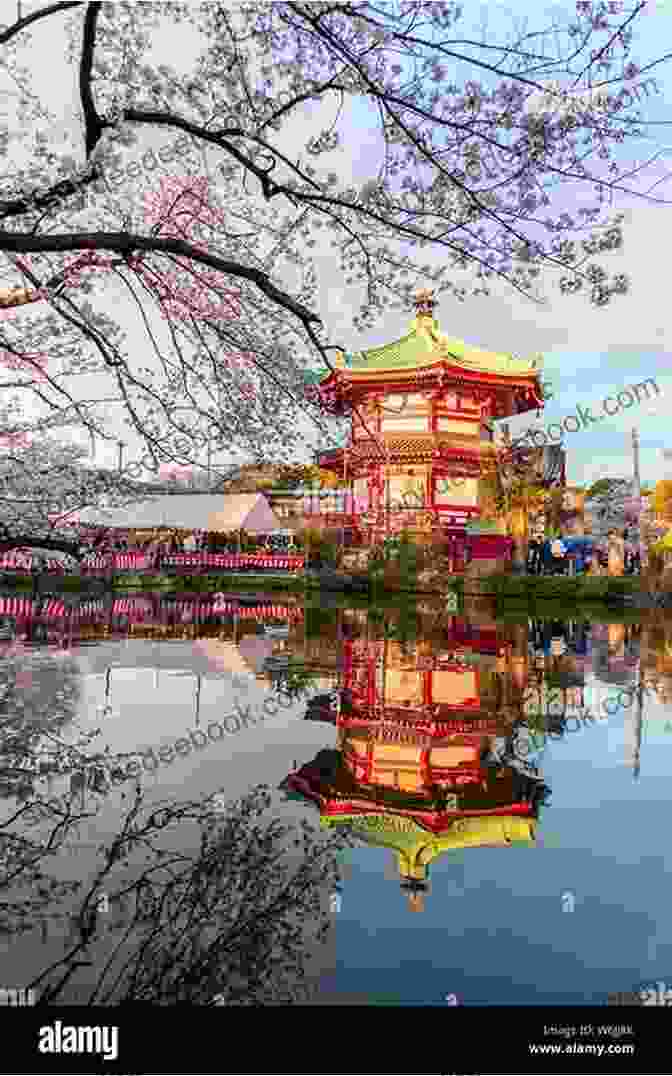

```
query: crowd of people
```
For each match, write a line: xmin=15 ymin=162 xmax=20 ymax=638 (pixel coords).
xmin=525 ymin=531 xmax=641 ymax=577
xmin=78 ymin=528 xmax=298 ymax=569
xmin=80 ymin=530 xmax=208 ymax=563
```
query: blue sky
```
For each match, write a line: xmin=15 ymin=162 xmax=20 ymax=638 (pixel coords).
xmin=330 ymin=1 xmax=672 ymax=489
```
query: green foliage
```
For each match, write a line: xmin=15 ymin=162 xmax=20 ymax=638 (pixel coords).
xmin=397 ymin=530 xmax=418 ymax=576
xmin=301 ymin=526 xmax=337 ymax=564
xmin=272 ymin=662 xmax=319 ymax=701
xmin=304 ymin=603 xmax=338 ymax=638
xmin=586 ymin=478 xmax=620 ymax=501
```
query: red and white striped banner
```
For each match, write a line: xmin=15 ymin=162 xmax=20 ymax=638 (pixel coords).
xmin=11 ymin=551 xmax=306 ymax=575
xmin=41 ymin=598 xmax=67 ymax=621
xmin=163 ymin=554 xmax=304 ymax=572
xmin=0 ymin=551 xmax=67 ymax=573
xmin=113 ymin=553 xmax=150 ymax=571
xmin=0 ymin=596 xmax=37 ymax=618
xmin=81 ymin=556 xmax=110 ymax=573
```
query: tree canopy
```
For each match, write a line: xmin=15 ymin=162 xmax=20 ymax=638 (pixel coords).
xmin=0 ymin=0 xmax=667 ymax=481
xmin=0 ymin=435 xmax=175 ymax=553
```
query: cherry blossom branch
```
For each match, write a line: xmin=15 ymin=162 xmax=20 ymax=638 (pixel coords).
xmin=0 ymin=231 xmax=321 ymax=326
xmin=0 ymin=0 xmax=82 ymax=46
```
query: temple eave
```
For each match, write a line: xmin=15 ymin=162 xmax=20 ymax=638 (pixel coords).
xmin=341 ymin=366 xmax=538 ymax=384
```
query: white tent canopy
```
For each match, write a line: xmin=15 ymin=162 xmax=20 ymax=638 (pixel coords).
xmin=76 ymin=493 xmax=283 ymax=533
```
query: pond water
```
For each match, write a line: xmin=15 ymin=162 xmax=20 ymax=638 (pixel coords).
xmin=1 ymin=588 xmax=671 ymax=1006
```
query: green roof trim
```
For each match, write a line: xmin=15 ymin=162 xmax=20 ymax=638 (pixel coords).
xmin=348 ymin=329 xmax=434 ymax=370
xmin=322 ymin=316 xmax=542 ymax=380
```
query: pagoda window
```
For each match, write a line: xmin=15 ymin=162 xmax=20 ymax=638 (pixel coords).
xmin=371 ymin=768 xmax=423 ymax=792
xmin=430 ymin=743 xmax=481 ymax=766
xmin=389 ymin=473 xmax=426 ymax=508
xmin=431 ymin=670 xmax=479 ymax=705
xmin=436 ymin=418 xmax=479 ymax=435
xmin=435 ymin=476 xmax=478 ymax=506
xmin=385 ymin=668 xmax=424 ymax=705
xmin=380 ymin=414 xmax=429 ymax=433
xmin=384 ymin=394 xmax=412 ymax=411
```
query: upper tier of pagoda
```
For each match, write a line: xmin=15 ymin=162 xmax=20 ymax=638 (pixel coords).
xmin=316 ymin=286 xmax=545 ymax=418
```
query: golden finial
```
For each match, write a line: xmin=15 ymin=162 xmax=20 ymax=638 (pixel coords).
xmin=413 ymin=286 xmax=436 ymax=317
xmin=407 ymin=891 xmax=425 ymax=913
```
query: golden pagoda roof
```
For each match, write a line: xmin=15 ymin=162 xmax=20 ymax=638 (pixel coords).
xmin=320 ymin=812 xmax=536 ymax=868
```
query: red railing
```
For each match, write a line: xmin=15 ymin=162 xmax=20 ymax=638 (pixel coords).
xmin=0 ymin=551 xmax=65 ymax=574
xmin=79 ymin=552 xmax=305 ymax=575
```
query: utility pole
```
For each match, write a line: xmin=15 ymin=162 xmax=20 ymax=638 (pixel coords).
xmin=632 ymin=427 xmax=647 ymax=569
xmin=117 ymin=440 xmax=125 ymax=475
xmin=632 ymin=427 xmax=641 ymax=495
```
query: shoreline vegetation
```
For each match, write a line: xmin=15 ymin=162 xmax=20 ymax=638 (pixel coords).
xmin=0 ymin=570 xmax=669 ymax=612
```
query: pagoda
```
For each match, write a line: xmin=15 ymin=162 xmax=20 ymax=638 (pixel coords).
xmin=317 ymin=287 xmax=545 ymax=545
xmin=280 ymin=602 xmax=546 ymax=910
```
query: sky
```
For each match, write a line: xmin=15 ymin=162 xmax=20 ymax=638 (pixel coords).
xmin=1 ymin=0 xmax=671 ymax=490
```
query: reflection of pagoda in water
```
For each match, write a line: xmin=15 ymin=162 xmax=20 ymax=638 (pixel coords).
xmin=336 ymin=606 xmax=527 ymax=727
xmin=281 ymin=607 xmax=546 ymax=911
xmin=281 ymin=742 xmax=545 ymax=912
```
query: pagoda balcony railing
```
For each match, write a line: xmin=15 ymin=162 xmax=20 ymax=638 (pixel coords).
xmin=338 ymin=705 xmax=497 ymax=730
xmin=362 ymin=506 xmax=481 ymax=532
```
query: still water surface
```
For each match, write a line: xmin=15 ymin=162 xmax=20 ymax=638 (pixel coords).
xmin=1 ymin=590 xmax=670 ymax=1005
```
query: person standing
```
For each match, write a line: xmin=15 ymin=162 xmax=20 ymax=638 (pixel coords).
xmin=527 ymin=537 xmax=542 ymax=575
xmin=152 ymin=538 xmax=162 ymax=573
xmin=607 ymin=529 xmax=625 ymax=576
xmin=550 ymin=536 xmax=567 ymax=575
